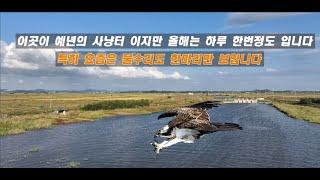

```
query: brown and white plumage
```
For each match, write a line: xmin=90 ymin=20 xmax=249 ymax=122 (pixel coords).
xmin=151 ymin=101 xmax=242 ymax=154
xmin=160 ymin=107 xmax=215 ymax=133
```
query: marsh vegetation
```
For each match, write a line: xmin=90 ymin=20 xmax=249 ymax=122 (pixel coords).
xmin=80 ymin=99 xmax=151 ymax=111
xmin=0 ymin=92 xmax=211 ymax=135
xmin=1 ymin=91 xmax=319 ymax=136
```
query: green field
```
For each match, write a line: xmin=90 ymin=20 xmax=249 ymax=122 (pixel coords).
xmin=225 ymin=92 xmax=320 ymax=124
xmin=0 ymin=92 xmax=319 ymax=136
xmin=272 ymin=102 xmax=320 ymax=123
xmin=0 ymin=92 xmax=212 ymax=136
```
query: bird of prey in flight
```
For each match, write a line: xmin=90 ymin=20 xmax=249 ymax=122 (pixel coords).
xmin=151 ymin=101 xmax=242 ymax=154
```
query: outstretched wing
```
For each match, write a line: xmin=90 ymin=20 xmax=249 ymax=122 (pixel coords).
xmin=157 ymin=101 xmax=222 ymax=132
xmin=186 ymin=100 xmax=221 ymax=110
xmin=157 ymin=100 xmax=221 ymax=120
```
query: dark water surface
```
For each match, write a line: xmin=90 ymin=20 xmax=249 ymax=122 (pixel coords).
xmin=1 ymin=104 xmax=320 ymax=168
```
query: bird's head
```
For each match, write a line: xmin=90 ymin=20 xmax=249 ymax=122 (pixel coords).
xmin=154 ymin=130 xmax=161 ymax=138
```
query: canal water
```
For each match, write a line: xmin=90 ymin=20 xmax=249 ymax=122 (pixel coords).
xmin=1 ymin=104 xmax=320 ymax=168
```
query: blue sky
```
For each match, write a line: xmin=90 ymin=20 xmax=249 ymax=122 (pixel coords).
xmin=1 ymin=12 xmax=320 ymax=91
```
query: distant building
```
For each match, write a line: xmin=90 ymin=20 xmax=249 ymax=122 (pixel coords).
xmin=232 ymin=98 xmax=258 ymax=104
xmin=188 ymin=92 xmax=194 ymax=95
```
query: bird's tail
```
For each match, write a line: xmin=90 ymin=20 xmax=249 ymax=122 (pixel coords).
xmin=212 ymin=122 xmax=243 ymax=131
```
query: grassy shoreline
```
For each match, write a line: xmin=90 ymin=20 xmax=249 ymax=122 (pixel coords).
xmin=1 ymin=92 xmax=319 ymax=136
xmin=271 ymin=102 xmax=320 ymax=124
xmin=227 ymin=92 xmax=320 ymax=124
xmin=0 ymin=108 xmax=158 ymax=136
xmin=0 ymin=93 xmax=212 ymax=136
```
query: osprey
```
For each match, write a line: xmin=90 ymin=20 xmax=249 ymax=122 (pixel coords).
xmin=151 ymin=101 xmax=242 ymax=154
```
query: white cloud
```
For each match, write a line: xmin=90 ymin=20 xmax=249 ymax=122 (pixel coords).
xmin=1 ymin=41 xmax=53 ymax=70
xmin=1 ymin=78 xmax=7 ymax=83
xmin=2 ymin=58 xmax=39 ymax=70
xmin=264 ymin=49 xmax=287 ymax=53
xmin=18 ymin=79 xmax=24 ymax=84
xmin=226 ymin=13 xmax=310 ymax=27
xmin=299 ymin=48 xmax=320 ymax=55
xmin=0 ymin=41 xmax=190 ymax=80
xmin=81 ymin=66 xmax=190 ymax=80
xmin=217 ymin=71 xmax=230 ymax=75
xmin=169 ymin=72 xmax=190 ymax=80
xmin=265 ymin=68 xmax=277 ymax=72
